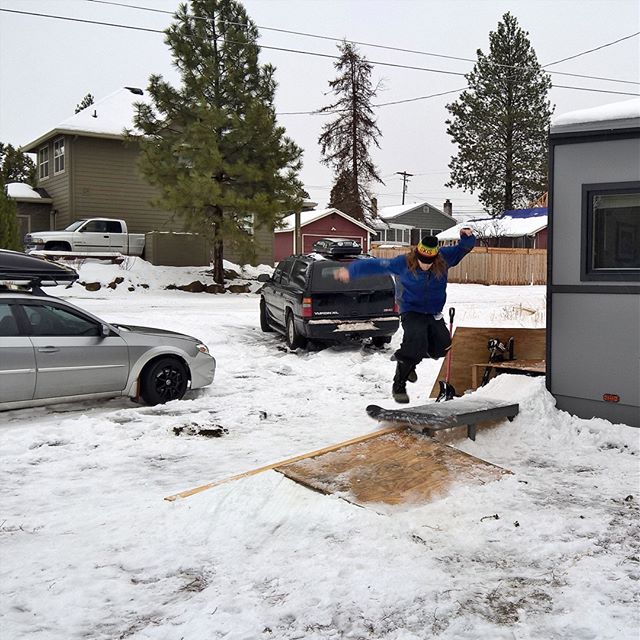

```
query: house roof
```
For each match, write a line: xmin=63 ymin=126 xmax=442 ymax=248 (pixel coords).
xmin=22 ymin=87 xmax=149 ymax=152
xmin=378 ymin=200 xmax=455 ymax=222
xmin=5 ymin=182 xmax=52 ymax=203
xmin=276 ymin=208 xmax=376 ymax=233
xmin=551 ymin=97 xmax=640 ymax=135
xmin=437 ymin=208 xmax=548 ymax=241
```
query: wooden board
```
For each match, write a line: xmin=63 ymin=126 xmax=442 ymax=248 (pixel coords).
xmin=430 ymin=327 xmax=546 ymax=397
xmin=276 ymin=430 xmax=509 ymax=509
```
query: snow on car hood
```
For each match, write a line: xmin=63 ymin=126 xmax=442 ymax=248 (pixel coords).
xmin=111 ymin=323 xmax=198 ymax=342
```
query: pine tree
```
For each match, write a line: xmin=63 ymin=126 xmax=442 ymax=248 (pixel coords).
xmin=0 ymin=183 xmax=21 ymax=250
xmin=318 ymin=41 xmax=383 ymax=222
xmin=75 ymin=93 xmax=95 ymax=114
xmin=445 ymin=12 xmax=553 ymax=216
xmin=130 ymin=0 xmax=303 ymax=283
xmin=0 ymin=143 xmax=37 ymax=187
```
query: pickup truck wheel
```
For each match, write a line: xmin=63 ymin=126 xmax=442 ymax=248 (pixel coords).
xmin=286 ymin=312 xmax=307 ymax=350
xmin=259 ymin=298 xmax=273 ymax=332
xmin=140 ymin=357 xmax=188 ymax=405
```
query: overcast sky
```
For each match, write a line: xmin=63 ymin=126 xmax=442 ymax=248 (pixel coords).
xmin=1 ymin=0 xmax=638 ymax=217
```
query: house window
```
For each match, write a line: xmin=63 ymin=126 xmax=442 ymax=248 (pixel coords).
xmin=38 ymin=146 xmax=49 ymax=180
xmin=53 ymin=138 xmax=65 ymax=174
xmin=582 ymin=183 xmax=640 ymax=281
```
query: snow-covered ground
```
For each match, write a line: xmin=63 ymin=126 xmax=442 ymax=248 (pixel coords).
xmin=1 ymin=258 xmax=638 ymax=639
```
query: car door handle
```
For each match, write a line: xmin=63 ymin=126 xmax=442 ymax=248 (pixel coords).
xmin=37 ymin=346 xmax=60 ymax=353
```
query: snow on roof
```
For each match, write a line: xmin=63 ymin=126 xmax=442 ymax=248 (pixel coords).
xmin=5 ymin=182 xmax=51 ymax=201
xmin=276 ymin=208 xmax=375 ymax=233
xmin=551 ymin=98 xmax=640 ymax=134
xmin=437 ymin=212 xmax=547 ymax=241
xmin=378 ymin=200 xmax=452 ymax=221
xmin=23 ymin=87 xmax=150 ymax=151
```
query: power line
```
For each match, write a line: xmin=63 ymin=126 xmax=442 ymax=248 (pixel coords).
xmin=83 ymin=0 xmax=640 ymax=86
xmin=84 ymin=0 xmax=476 ymax=64
xmin=544 ymin=31 xmax=640 ymax=67
xmin=1 ymin=8 xmax=638 ymax=98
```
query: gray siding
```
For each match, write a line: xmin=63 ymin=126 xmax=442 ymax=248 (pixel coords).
xmin=552 ymin=137 xmax=640 ymax=286
xmin=225 ymin=224 xmax=274 ymax=266
xmin=388 ymin=204 xmax=456 ymax=232
xmin=549 ymin=132 xmax=640 ymax=427
xmin=72 ymin=137 xmax=183 ymax=233
xmin=550 ymin=292 xmax=639 ymax=425
xmin=35 ymin=138 xmax=70 ymax=228
xmin=15 ymin=201 xmax=52 ymax=234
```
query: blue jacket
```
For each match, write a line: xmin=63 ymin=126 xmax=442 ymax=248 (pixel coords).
xmin=347 ymin=234 xmax=475 ymax=315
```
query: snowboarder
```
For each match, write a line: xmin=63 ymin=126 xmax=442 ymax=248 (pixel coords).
xmin=334 ymin=228 xmax=476 ymax=403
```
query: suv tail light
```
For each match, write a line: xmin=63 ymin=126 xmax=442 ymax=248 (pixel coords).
xmin=393 ymin=301 xmax=399 ymax=314
xmin=302 ymin=296 xmax=313 ymax=318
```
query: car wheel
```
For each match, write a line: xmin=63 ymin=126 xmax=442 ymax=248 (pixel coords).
xmin=141 ymin=357 xmax=189 ymax=405
xmin=285 ymin=312 xmax=307 ymax=350
xmin=371 ymin=336 xmax=392 ymax=348
xmin=259 ymin=298 xmax=273 ymax=332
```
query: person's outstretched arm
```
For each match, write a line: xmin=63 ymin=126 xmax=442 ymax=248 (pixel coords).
xmin=440 ymin=227 xmax=476 ymax=268
xmin=334 ymin=254 xmax=405 ymax=282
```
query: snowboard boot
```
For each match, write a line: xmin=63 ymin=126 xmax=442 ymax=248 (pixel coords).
xmin=392 ymin=361 xmax=413 ymax=404
xmin=407 ymin=367 xmax=418 ymax=383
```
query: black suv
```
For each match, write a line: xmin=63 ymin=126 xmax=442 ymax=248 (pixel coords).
xmin=258 ymin=239 xmax=399 ymax=349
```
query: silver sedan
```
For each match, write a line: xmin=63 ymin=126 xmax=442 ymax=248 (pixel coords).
xmin=0 ymin=290 xmax=215 ymax=410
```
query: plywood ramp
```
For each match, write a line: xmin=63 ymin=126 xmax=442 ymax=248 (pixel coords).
xmin=276 ymin=430 xmax=509 ymax=509
xmin=429 ymin=326 xmax=546 ymax=398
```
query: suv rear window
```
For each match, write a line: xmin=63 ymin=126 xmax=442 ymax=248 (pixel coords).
xmin=310 ymin=260 xmax=394 ymax=292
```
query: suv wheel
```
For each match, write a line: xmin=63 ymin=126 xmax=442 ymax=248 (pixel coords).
xmin=259 ymin=298 xmax=273 ymax=332
xmin=286 ymin=312 xmax=307 ymax=350
xmin=141 ymin=357 xmax=188 ymax=405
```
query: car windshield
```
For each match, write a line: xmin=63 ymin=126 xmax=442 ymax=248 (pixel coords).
xmin=310 ymin=261 xmax=394 ymax=292
xmin=65 ymin=220 xmax=87 ymax=231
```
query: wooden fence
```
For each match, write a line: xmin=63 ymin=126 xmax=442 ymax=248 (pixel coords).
xmin=369 ymin=246 xmax=547 ymax=285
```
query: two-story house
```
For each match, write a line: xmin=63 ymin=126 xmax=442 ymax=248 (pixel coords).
xmin=20 ymin=86 xmax=274 ymax=265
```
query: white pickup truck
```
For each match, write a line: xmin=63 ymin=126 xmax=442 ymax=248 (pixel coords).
xmin=24 ymin=218 xmax=146 ymax=257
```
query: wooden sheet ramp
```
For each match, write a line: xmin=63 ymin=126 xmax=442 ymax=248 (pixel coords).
xmin=165 ymin=399 xmax=514 ymax=507
xmin=276 ymin=430 xmax=510 ymax=510
xmin=366 ymin=397 xmax=520 ymax=441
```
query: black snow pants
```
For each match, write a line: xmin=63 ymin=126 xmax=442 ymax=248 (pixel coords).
xmin=394 ymin=311 xmax=451 ymax=366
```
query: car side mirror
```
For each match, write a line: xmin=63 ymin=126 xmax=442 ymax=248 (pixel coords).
xmin=100 ymin=323 xmax=111 ymax=337
xmin=257 ymin=274 xmax=271 ymax=283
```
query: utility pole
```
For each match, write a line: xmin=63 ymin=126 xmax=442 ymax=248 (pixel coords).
xmin=396 ymin=171 xmax=413 ymax=205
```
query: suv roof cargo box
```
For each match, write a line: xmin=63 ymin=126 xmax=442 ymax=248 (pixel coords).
xmin=312 ymin=238 xmax=362 ymax=257
xmin=0 ymin=249 xmax=79 ymax=285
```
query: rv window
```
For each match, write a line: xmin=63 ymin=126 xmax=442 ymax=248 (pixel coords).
xmin=583 ymin=184 xmax=640 ymax=281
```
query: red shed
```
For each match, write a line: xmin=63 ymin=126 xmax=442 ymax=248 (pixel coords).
xmin=274 ymin=208 xmax=376 ymax=262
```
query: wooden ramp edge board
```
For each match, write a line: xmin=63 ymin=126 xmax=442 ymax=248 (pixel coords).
xmin=276 ymin=430 xmax=511 ymax=509
xmin=164 ymin=425 xmax=403 ymax=501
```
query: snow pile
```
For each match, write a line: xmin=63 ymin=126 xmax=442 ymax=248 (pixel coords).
xmin=1 ymin=275 xmax=638 ymax=639
xmin=47 ymin=256 xmax=272 ymax=297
